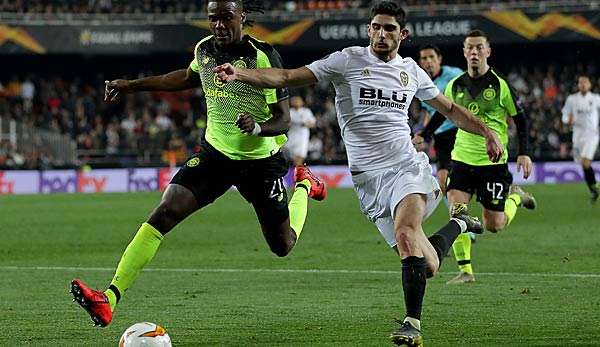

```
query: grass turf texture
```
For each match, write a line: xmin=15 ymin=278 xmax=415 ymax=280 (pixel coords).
xmin=1 ymin=183 xmax=599 ymax=346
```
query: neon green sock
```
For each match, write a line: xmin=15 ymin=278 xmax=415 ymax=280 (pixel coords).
xmin=104 ymin=289 xmax=117 ymax=312
xmin=452 ymin=233 xmax=473 ymax=275
xmin=108 ymin=222 xmax=164 ymax=311
xmin=289 ymin=179 xmax=311 ymax=238
xmin=504 ymin=193 xmax=521 ymax=226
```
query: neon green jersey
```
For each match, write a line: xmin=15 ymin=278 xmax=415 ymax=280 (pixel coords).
xmin=445 ymin=68 xmax=520 ymax=165
xmin=189 ymin=35 xmax=289 ymax=160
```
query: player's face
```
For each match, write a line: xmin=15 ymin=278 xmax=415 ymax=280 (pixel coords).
xmin=207 ymin=1 xmax=245 ymax=46
xmin=368 ymin=15 xmax=408 ymax=57
xmin=290 ymin=96 xmax=303 ymax=108
xmin=419 ymin=49 xmax=442 ymax=77
xmin=578 ymin=77 xmax=591 ymax=93
xmin=463 ymin=36 xmax=490 ymax=69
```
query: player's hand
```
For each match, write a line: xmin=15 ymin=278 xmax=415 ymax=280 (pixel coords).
xmin=213 ymin=63 xmax=238 ymax=84
xmin=236 ymin=112 xmax=259 ymax=135
xmin=411 ymin=133 xmax=427 ymax=151
xmin=104 ymin=79 xmax=131 ymax=102
xmin=484 ymin=131 xmax=504 ymax=163
xmin=516 ymin=155 xmax=533 ymax=179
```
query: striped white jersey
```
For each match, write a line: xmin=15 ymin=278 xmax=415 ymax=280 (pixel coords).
xmin=307 ymin=46 xmax=439 ymax=171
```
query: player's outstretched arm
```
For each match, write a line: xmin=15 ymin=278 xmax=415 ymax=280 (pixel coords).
xmin=213 ymin=64 xmax=317 ymax=88
xmin=425 ymin=94 xmax=503 ymax=162
xmin=104 ymin=67 xmax=200 ymax=102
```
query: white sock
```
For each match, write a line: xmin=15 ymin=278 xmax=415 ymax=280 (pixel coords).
xmin=404 ymin=316 xmax=421 ymax=331
xmin=451 ymin=218 xmax=467 ymax=233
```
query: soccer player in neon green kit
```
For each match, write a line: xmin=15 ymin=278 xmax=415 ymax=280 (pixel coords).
xmin=69 ymin=0 xmax=326 ymax=327
xmin=415 ymin=30 xmax=537 ymax=284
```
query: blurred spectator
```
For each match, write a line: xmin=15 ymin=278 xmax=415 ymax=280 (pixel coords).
xmin=0 ymin=61 xmax=598 ymax=169
xmin=0 ymin=0 xmax=537 ymax=14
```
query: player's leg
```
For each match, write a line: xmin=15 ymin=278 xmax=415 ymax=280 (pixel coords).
xmin=575 ymin=137 xmax=599 ymax=203
xmin=238 ymin=154 xmax=325 ymax=257
xmin=71 ymin=145 xmax=231 ymax=326
xmin=479 ymin=164 xmax=534 ymax=232
xmin=445 ymin=161 xmax=476 ymax=284
xmin=391 ymin=193 xmax=430 ymax=339
xmin=433 ymin=128 xmax=457 ymax=197
xmin=70 ymin=184 xmax=201 ymax=327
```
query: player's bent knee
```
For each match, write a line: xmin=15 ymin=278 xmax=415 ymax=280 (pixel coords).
xmin=148 ymin=203 xmax=186 ymax=234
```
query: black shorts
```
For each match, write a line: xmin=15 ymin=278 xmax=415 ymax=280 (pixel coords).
xmin=170 ymin=141 xmax=290 ymax=225
xmin=433 ymin=128 xmax=457 ymax=171
xmin=447 ymin=160 xmax=513 ymax=211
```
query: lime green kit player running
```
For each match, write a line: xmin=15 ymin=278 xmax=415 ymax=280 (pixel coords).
xmin=69 ymin=0 xmax=326 ymax=327
xmin=421 ymin=30 xmax=537 ymax=284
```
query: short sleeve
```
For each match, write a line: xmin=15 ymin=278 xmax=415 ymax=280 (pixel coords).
xmin=499 ymin=79 xmax=519 ymax=116
xmin=444 ymin=79 xmax=455 ymax=101
xmin=305 ymin=109 xmax=316 ymax=124
xmin=561 ymin=96 xmax=572 ymax=123
xmin=306 ymin=51 xmax=348 ymax=83
xmin=415 ymin=65 xmax=440 ymax=101
xmin=259 ymin=46 xmax=289 ymax=104
xmin=189 ymin=59 xmax=199 ymax=73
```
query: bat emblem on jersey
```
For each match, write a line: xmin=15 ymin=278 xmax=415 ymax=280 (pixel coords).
xmin=399 ymin=71 xmax=409 ymax=87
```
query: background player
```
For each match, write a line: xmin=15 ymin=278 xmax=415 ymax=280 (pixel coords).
xmin=414 ymin=45 xmax=462 ymax=197
xmin=284 ymin=96 xmax=316 ymax=166
xmin=561 ymin=75 xmax=600 ymax=203
xmin=214 ymin=2 xmax=504 ymax=345
xmin=416 ymin=30 xmax=536 ymax=284
xmin=69 ymin=0 xmax=326 ymax=328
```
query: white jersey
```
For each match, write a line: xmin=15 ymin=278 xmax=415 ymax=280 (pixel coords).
xmin=288 ymin=107 xmax=315 ymax=144
xmin=561 ymin=91 xmax=600 ymax=138
xmin=307 ymin=46 xmax=439 ymax=171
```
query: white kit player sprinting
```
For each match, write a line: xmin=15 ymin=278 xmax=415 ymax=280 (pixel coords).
xmin=214 ymin=1 xmax=503 ymax=346
xmin=285 ymin=96 xmax=316 ymax=166
xmin=562 ymin=74 xmax=600 ymax=203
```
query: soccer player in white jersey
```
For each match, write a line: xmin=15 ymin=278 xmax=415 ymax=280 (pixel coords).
xmin=562 ymin=75 xmax=600 ymax=203
xmin=214 ymin=2 xmax=503 ymax=346
xmin=285 ymin=96 xmax=316 ymax=166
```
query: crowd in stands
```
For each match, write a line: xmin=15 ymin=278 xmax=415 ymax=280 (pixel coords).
xmin=0 ymin=62 xmax=597 ymax=169
xmin=0 ymin=0 xmax=546 ymax=14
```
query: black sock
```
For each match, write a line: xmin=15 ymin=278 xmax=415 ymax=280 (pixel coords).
xmin=428 ymin=220 xmax=462 ymax=264
xmin=108 ymin=284 xmax=121 ymax=303
xmin=401 ymin=256 xmax=427 ymax=320
xmin=583 ymin=166 xmax=597 ymax=192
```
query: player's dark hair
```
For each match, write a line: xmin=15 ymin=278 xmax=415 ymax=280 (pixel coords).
xmin=465 ymin=29 xmax=489 ymax=42
xmin=370 ymin=1 xmax=407 ymax=28
xmin=419 ymin=44 xmax=442 ymax=57
xmin=208 ymin=0 xmax=264 ymax=27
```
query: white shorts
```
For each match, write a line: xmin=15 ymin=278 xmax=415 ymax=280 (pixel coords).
xmin=573 ymin=135 xmax=599 ymax=161
xmin=351 ymin=153 xmax=442 ymax=248
xmin=284 ymin=134 xmax=309 ymax=159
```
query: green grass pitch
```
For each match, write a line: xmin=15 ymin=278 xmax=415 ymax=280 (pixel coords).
xmin=2 ymin=184 xmax=600 ymax=346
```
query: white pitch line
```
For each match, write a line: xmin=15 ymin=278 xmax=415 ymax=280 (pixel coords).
xmin=1 ymin=266 xmax=599 ymax=278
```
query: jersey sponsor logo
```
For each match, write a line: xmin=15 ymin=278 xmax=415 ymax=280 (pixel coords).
xmin=186 ymin=157 xmax=200 ymax=167
xmin=204 ymin=88 xmax=236 ymax=98
xmin=399 ymin=71 xmax=409 ymax=86
xmin=358 ymin=87 xmax=408 ymax=109
xmin=483 ymin=87 xmax=496 ymax=100
xmin=213 ymin=74 xmax=226 ymax=88
xmin=467 ymin=101 xmax=480 ymax=114
xmin=232 ymin=59 xmax=247 ymax=69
